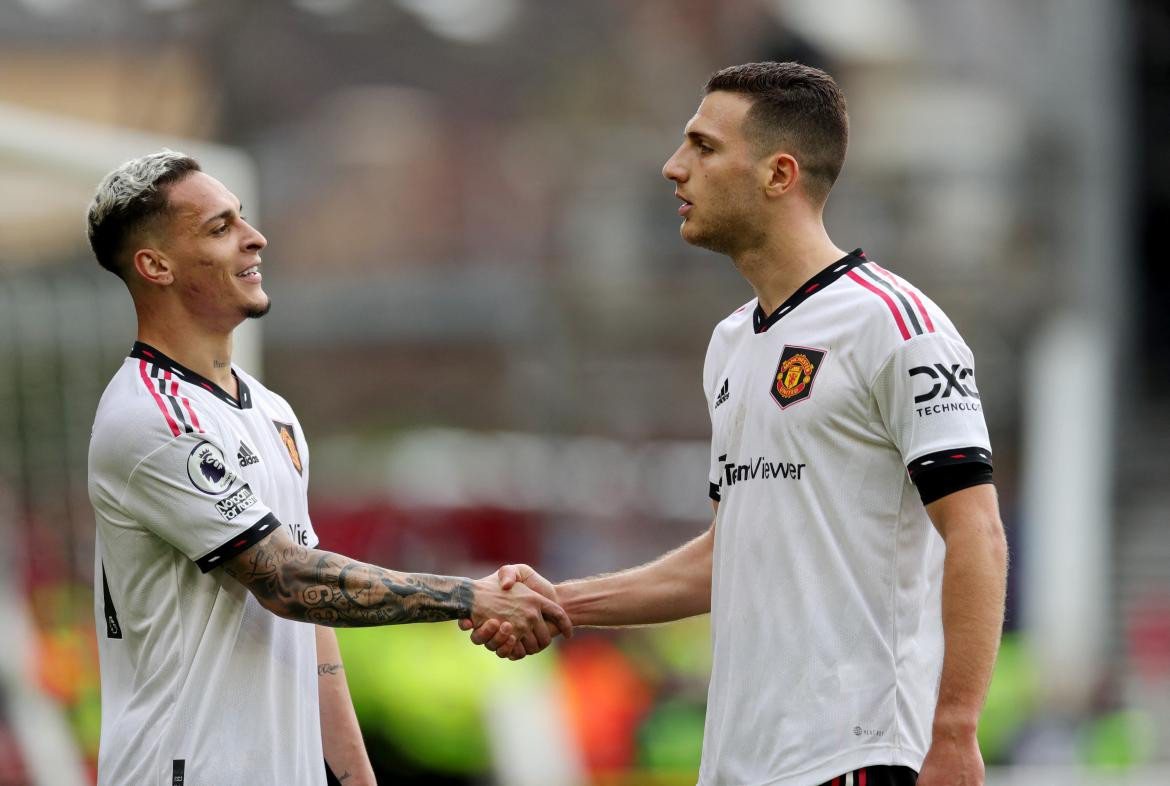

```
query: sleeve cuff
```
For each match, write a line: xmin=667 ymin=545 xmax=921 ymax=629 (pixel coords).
xmin=195 ymin=513 xmax=281 ymax=573
xmin=907 ymin=448 xmax=994 ymax=505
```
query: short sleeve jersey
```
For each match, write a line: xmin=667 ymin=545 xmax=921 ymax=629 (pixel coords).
xmin=697 ymin=251 xmax=992 ymax=786
xmin=88 ymin=343 xmax=324 ymax=786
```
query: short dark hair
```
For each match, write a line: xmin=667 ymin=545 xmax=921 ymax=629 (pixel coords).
xmin=86 ymin=151 xmax=202 ymax=279
xmin=705 ymin=62 xmax=848 ymax=203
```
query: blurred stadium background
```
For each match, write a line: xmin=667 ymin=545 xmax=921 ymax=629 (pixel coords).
xmin=0 ymin=0 xmax=1167 ymax=783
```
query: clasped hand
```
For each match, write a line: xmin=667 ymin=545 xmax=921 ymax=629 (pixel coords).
xmin=462 ymin=564 xmax=565 ymax=659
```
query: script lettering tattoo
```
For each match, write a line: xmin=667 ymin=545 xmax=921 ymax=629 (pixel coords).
xmin=336 ymin=772 xmax=351 ymax=782
xmin=213 ymin=359 xmax=229 ymax=368
xmin=317 ymin=662 xmax=343 ymax=676
xmin=222 ymin=535 xmax=474 ymax=627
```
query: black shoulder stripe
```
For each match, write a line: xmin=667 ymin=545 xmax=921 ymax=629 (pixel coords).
xmin=856 ymin=264 xmax=924 ymax=336
xmin=195 ymin=512 xmax=280 ymax=573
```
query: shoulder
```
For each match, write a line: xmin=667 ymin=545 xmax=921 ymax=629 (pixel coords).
xmin=704 ymin=298 xmax=755 ymax=376
xmin=709 ymin=298 xmax=756 ymax=345
xmin=835 ymin=259 xmax=965 ymax=352
xmin=90 ymin=371 xmax=179 ymax=482
xmin=91 ymin=360 xmax=225 ymax=476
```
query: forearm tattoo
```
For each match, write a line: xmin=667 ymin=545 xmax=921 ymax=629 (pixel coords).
xmin=223 ymin=538 xmax=474 ymax=627
xmin=317 ymin=663 xmax=343 ymax=676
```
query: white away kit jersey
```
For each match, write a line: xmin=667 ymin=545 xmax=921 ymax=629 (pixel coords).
xmin=88 ymin=343 xmax=324 ymax=786
xmin=698 ymin=250 xmax=992 ymax=786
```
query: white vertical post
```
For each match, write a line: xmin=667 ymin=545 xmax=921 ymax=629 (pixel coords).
xmin=1021 ymin=316 xmax=1112 ymax=706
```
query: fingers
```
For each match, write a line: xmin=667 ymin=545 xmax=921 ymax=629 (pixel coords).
xmin=518 ymin=625 xmax=541 ymax=657
xmin=466 ymin=566 xmax=570 ymax=660
xmin=471 ymin=618 xmax=502 ymax=646
xmin=532 ymin=615 xmax=553 ymax=651
xmin=496 ymin=563 xmax=521 ymax=590
xmin=542 ymin=598 xmax=574 ymax=640
xmin=496 ymin=638 xmax=522 ymax=660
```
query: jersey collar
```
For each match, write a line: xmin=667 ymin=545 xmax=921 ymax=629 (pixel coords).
xmin=753 ymin=248 xmax=868 ymax=334
xmin=130 ymin=341 xmax=253 ymax=409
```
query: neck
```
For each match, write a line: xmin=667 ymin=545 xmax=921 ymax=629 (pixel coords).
xmin=136 ymin=309 xmax=238 ymax=392
xmin=730 ymin=215 xmax=846 ymax=315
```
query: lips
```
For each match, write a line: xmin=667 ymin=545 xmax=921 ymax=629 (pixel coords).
xmin=237 ymin=263 xmax=262 ymax=282
xmin=675 ymin=191 xmax=693 ymax=216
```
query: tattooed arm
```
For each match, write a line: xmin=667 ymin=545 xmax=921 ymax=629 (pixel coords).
xmin=221 ymin=525 xmax=572 ymax=651
xmin=316 ymin=626 xmax=375 ymax=786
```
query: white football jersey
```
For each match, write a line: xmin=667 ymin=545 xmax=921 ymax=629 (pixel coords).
xmin=88 ymin=343 xmax=324 ymax=786
xmin=698 ymin=250 xmax=992 ymax=786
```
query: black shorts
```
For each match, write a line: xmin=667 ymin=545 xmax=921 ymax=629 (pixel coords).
xmin=817 ymin=765 xmax=918 ymax=786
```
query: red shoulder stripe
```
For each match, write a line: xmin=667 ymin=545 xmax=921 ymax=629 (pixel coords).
xmin=871 ymin=263 xmax=935 ymax=333
xmin=164 ymin=371 xmax=204 ymax=434
xmin=846 ymin=270 xmax=911 ymax=340
xmin=139 ymin=359 xmax=181 ymax=437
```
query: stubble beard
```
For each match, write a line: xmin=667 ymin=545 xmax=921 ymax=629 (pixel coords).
xmin=683 ymin=212 xmax=758 ymax=258
xmin=243 ymin=297 xmax=271 ymax=320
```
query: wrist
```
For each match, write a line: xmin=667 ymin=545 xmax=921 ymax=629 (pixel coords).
xmin=931 ymin=709 xmax=979 ymax=740
xmin=467 ymin=577 xmax=491 ymax=619
xmin=554 ymin=581 xmax=586 ymax=625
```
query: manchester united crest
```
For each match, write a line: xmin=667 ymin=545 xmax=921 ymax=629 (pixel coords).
xmin=273 ymin=420 xmax=303 ymax=475
xmin=771 ymin=345 xmax=827 ymax=409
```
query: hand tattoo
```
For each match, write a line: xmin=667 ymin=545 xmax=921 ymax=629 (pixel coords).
xmin=222 ymin=533 xmax=474 ymax=627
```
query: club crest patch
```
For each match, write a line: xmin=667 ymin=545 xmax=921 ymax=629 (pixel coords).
xmin=771 ymin=345 xmax=827 ymax=409
xmin=273 ymin=420 xmax=303 ymax=476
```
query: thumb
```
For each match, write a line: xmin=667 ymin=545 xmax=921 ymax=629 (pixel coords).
xmin=497 ymin=564 xmax=521 ymax=590
xmin=457 ymin=618 xmax=473 ymax=631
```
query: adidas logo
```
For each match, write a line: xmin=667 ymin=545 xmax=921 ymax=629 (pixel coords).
xmin=715 ymin=378 xmax=730 ymax=409
xmin=238 ymin=442 xmax=261 ymax=467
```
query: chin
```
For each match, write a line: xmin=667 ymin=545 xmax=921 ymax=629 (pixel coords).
xmin=681 ymin=223 xmax=724 ymax=254
xmin=243 ymin=296 xmax=271 ymax=320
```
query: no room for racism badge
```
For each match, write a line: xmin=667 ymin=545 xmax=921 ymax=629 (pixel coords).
xmin=770 ymin=345 xmax=827 ymax=409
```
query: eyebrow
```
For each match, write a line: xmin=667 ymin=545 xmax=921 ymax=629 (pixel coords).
xmin=686 ymin=130 xmax=719 ymax=146
xmin=201 ymin=204 xmax=243 ymax=228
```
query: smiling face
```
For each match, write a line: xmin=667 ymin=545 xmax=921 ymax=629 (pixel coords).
xmin=144 ymin=171 xmax=269 ymax=327
xmin=661 ymin=91 xmax=773 ymax=257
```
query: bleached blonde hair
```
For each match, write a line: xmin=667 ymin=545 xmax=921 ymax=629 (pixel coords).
xmin=86 ymin=150 xmax=201 ymax=278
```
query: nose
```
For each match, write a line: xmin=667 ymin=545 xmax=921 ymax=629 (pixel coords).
xmin=662 ymin=144 xmax=687 ymax=182
xmin=241 ymin=219 xmax=267 ymax=252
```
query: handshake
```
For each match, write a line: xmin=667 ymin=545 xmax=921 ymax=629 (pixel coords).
xmin=460 ymin=564 xmax=569 ymax=660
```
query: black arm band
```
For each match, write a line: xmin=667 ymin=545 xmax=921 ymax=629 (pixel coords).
xmin=907 ymin=447 xmax=993 ymax=505
xmin=195 ymin=512 xmax=280 ymax=573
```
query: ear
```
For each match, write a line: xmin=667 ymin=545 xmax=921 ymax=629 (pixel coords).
xmin=764 ymin=153 xmax=800 ymax=198
xmin=132 ymin=247 xmax=174 ymax=286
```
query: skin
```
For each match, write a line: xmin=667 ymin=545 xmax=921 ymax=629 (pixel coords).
xmin=316 ymin=626 xmax=375 ymax=786
xmin=221 ymin=525 xmax=570 ymax=646
xmin=128 ymin=170 xmax=270 ymax=397
xmin=466 ymin=90 xmax=1009 ymax=785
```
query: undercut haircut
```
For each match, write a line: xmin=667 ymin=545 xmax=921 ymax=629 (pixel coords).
xmin=705 ymin=62 xmax=848 ymax=204
xmin=87 ymin=150 xmax=201 ymax=279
